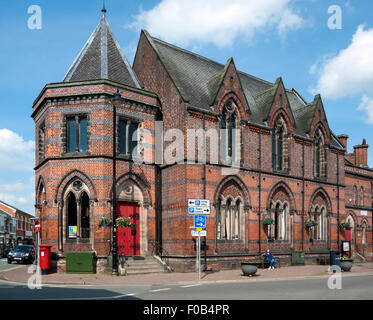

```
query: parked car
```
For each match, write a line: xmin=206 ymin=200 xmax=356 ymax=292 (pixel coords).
xmin=7 ymin=245 xmax=35 ymax=264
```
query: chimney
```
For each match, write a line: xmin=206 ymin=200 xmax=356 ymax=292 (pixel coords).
xmin=353 ymin=139 xmax=369 ymax=167
xmin=338 ymin=134 xmax=349 ymax=152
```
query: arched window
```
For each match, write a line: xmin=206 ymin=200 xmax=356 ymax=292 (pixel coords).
xmin=272 ymin=117 xmax=288 ymax=172
xmin=360 ymin=187 xmax=364 ymax=206
xmin=80 ymin=192 xmax=90 ymax=239
xmin=353 ymin=186 xmax=358 ymax=205
xmin=269 ymin=201 xmax=288 ymax=241
xmin=217 ymin=196 xmax=242 ymax=240
xmin=220 ymin=99 xmax=239 ymax=164
xmin=314 ymin=128 xmax=326 ymax=178
xmin=64 ymin=179 xmax=91 ymax=240
xmin=67 ymin=192 xmax=77 ymax=237
xmin=310 ymin=206 xmax=326 ymax=241
xmin=362 ymin=221 xmax=367 ymax=246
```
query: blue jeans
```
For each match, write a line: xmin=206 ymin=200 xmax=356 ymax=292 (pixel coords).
xmin=270 ymin=259 xmax=277 ymax=268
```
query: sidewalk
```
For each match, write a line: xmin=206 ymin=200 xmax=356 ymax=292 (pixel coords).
xmin=1 ymin=263 xmax=373 ymax=286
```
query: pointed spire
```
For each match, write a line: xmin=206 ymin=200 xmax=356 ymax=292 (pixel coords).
xmin=101 ymin=0 xmax=107 ymax=16
xmin=62 ymin=6 xmax=141 ymax=88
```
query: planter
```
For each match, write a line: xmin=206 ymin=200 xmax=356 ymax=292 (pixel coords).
xmin=241 ymin=263 xmax=258 ymax=276
xmin=340 ymin=260 xmax=353 ymax=272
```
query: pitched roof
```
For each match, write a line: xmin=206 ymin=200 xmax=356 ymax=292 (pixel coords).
xmin=142 ymin=31 xmax=344 ymax=150
xmin=63 ymin=13 xmax=141 ymax=88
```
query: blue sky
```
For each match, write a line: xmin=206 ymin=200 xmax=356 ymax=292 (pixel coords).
xmin=1 ymin=0 xmax=373 ymax=215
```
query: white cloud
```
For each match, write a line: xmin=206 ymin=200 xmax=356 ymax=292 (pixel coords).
xmin=310 ymin=25 xmax=373 ymax=99
xmin=129 ymin=0 xmax=303 ymax=47
xmin=0 ymin=129 xmax=35 ymax=214
xmin=357 ymin=95 xmax=373 ymax=124
xmin=0 ymin=128 xmax=34 ymax=172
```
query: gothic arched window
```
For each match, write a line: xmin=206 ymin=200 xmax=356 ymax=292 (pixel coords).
xmin=314 ymin=128 xmax=326 ymax=178
xmin=217 ymin=196 xmax=242 ymax=240
xmin=220 ymin=100 xmax=239 ymax=164
xmin=64 ymin=179 xmax=91 ymax=240
xmin=272 ymin=117 xmax=288 ymax=172
xmin=310 ymin=205 xmax=326 ymax=241
xmin=360 ymin=187 xmax=364 ymax=206
xmin=269 ymin=201 xmax=288 ymax=241
xmin=353 ymin=186 xmax=358 ymax=205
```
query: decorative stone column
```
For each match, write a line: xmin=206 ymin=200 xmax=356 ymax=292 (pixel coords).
xmin=57 ymin=200 xmax=63 ymax=253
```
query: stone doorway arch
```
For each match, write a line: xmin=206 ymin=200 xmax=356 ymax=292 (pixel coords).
xmin=116 ymin=178 xmax=149 ymax=256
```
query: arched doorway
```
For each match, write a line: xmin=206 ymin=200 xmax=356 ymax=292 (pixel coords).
xmin=115 ymin=178 xmax=149 ymax=256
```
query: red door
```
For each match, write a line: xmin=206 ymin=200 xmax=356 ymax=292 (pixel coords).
xmin=116 ymin=202 xmax=140 ymax=256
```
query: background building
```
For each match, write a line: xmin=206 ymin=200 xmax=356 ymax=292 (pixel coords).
xmin=0 ymin=200 xmax=35 ymax=257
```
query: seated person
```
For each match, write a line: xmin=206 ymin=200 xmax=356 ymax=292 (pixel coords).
xmin=263 ymin=249 xmax=277 ymax=269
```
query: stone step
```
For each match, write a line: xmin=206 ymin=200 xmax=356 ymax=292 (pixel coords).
xmin=117 ymin=256 xmax=169 ymax=275
xmin=125 ymin=264 xmax=164 ymax=270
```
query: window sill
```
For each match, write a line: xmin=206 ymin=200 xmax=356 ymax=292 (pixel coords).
xmin=272 ymin=169 xmax=290 ymax=175
xmin=62 ymin=152 xmax=91 ymax=157
xmin=217 ymin=239 xmax=243 ymax=243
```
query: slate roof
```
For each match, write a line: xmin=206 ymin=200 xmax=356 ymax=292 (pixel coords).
xmin=142 ymin=31 xmax=344 ymax=150
xmin=63 ymin=13 xmax=141 ymax=88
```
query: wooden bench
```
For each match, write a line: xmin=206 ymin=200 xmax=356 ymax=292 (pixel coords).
xmin=257 ymin=255 xmax=281 ymax=269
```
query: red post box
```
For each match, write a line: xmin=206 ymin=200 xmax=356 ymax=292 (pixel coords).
xmin=39 ymin=244 xmax=52 ymax=274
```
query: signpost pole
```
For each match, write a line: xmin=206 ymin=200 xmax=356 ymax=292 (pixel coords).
xmin=197 ymin=231 xmax=201 ymax=280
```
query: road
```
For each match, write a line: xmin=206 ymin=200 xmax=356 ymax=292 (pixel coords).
xmin=0 ymin=258 xmax=25 ymax=272
xmin=0 ymin=273 xmax=372 ymax=300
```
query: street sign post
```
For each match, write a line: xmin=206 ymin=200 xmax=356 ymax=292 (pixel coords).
xmin=188 ymin=199 xmax=210 ymax=279
xmin=194 ymin=215 xmax=206 ymax=228
xmin=188 ymin=199 xmax=211 ymax=215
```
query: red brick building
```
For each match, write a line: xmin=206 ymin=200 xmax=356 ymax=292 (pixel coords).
xmin=33 ymin=10 xmax=372 ymax=272
xmin=0 ymin=200 xmax=35 ymax=254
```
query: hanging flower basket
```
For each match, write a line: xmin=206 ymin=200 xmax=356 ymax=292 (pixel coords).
xmin=116 ymin=217 xmax=132 ymax=228
xmin=305 ymin=219 xmax=317 ymax=228
xmin=98 ymin=217 xmax=112 ymax=228
xmin=340 ymin=222 xmax=351 ymax=229
xmin=263 ymin=217 xmax=274 ymax=225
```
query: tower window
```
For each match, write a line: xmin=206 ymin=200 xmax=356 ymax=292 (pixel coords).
xmin=66 ymin=115 xmax=88 ymax=153
xmin=118 ymin=119 xmax=139 ymax=156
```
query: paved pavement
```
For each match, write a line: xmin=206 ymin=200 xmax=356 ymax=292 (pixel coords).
xmin=1 ymin=262 xmax=373 ymax=287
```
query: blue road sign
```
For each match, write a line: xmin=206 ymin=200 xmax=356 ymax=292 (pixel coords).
xmin=194 ymin=215 xmax=206 ymax=228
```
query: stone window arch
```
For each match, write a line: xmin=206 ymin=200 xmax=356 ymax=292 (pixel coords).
xmin=353 ymin=186 xmax=358 ymax=205
xmin=63 ymin=178 xmax=93 ymax=241
xmin=216 ymin=195 xmax=243 ymax=241
xmin=314 ymin=128 xmax=326 ymax=178
xmin=220 ymin=99 xmax=241 ymax=164
xmin=360 ymin=187 xmax=364 ymax=206
xmin=361 ymin=221 xmax=368 ymax=246
xmin=272 ymin=116 xmax=289 ymax=172
xmin=310 ymin=204 xmax=327 ymax=241
xmin=268 ymin=200 xmax=289 ymax=241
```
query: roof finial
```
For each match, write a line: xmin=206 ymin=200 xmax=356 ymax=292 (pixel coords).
xmin=101 ymin=0 xmax=107 ymax=15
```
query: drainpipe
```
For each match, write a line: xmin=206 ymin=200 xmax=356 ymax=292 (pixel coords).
xmin=302 ymin=141 xmax=305 ymax=251
xmin=202 ymin=113 xmax=207 ymax=271
xmin=258 ymin=128 xmax=262 ymax=255
xmin=337 ymin=153 xmax=340 ymax=251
